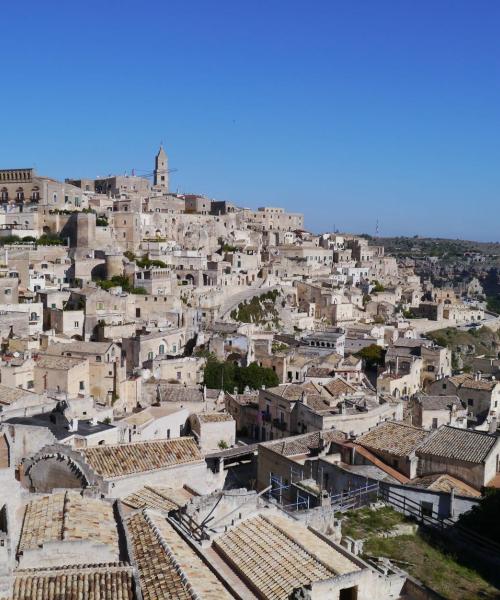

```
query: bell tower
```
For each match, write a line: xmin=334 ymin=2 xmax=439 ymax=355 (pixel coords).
xmin=154 ymin=145 xmax=168 ymax=190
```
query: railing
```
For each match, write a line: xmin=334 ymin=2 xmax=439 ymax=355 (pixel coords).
xmin=272 ymin=418 xmax=287 ymax=431
xmin=379 ymin=485 xmax=500 ymax=557
xmin=329 ymin=482 xmax=380 ymax=512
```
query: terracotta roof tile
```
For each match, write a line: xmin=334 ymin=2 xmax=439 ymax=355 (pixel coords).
xmin=12 ymin=564 xmax=136 ymax=600
xmin=214 ymin=513 xmax=356 ymax=599
xmin=417 ymin=426 xmax=497 ymax=464
xmin=127 ymin=510 xmax=231 ymax=600
xmin=18 ymin=492 xmax=118 ymax=555
xmin=81 ymin=437 xmax=202 ymax=478
xmin=356 ymin=421 xmax=429 ymax=457
xmin=264 ymin=429 xmax=345 ymax=457
xmin=122 ymin=486 xmax=189 ymax=512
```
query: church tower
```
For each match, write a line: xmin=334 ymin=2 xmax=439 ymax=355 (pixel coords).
xmin=154 ymin=145 xmax=168 ymax=190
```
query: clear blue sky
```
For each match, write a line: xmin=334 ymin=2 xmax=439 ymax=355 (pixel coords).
xmin=2 ymin=1 xmax=499 ymax=240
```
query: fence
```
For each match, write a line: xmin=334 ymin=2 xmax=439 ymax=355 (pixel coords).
xmin=379 ymin=484 xmax=500 ymax=558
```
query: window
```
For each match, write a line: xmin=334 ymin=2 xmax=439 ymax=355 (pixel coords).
xmin=167 ymin=429 xmax=171 ymax=439
xmin=74 ymin=321 xmax=79 ymax=327
xmin=96 ymin=356 xmax=102 ymax=362
xmin=148 ymin=351 xmax=154 ymax=360
xmin=468 ymin=399 xmax=474 ymax=407
xmin=27 ymin=380 xmax=34 ymax=389
xmin=159 ymin=344 xmax=165 ymax=354
xmin=79 ymin=381 xmax=85 ymax=390
xmin=432 ymin=418 xmax=438 ymax=429
xmin=4 ymin=288 xmax=11 ymax=295
xmin=176 ymin=371 xmax=181 ymax=380
xmin=421 ymin=501 xmax=433 ymax=517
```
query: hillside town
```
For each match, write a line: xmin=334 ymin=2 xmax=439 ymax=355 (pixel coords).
xmin=1 ymin=148 xmax=500 ymax=600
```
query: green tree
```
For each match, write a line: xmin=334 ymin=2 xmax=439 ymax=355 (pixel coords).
xmin=458 ymin=489 xmax=500 ymax=544
xmin=355 ymin=344 xmax=386 ymax=368
xmin=203 ymin=357 xmax=278 ymax=392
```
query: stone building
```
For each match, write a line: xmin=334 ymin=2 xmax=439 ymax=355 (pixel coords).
xmin=0 ymin=169 xmax=85 ymax=209
xmin=44 ymin=341 xmax=125 ymax=406
xmin=428 ymin=372 xmax=500 ymax=426
xmin=416 ymin=425 xmax=500 ymax=490
xmin=410 ymin=394 xmax=467 ymax=430
xmin=189 ymin=411 xmax=235 ymax=452
xmin=22 ymin=437 xmax=224 ymax=497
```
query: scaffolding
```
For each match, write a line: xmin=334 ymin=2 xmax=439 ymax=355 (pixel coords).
xmin=268 ymin=468 xmax=311 ymax=512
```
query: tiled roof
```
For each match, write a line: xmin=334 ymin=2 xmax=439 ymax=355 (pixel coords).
xmin=81 ymin=437 xmax=202 ymax=479
xmin=460 ymin=378 xmax=498 ymax=391
xmin=305 ymin=367 xmax=333 ymax=378
xmin=18 ymin=492 xmax=118 ymax=555
xmin=127 ymin=510 xmax=231 ymax=600
xmin=226 ymin=392 xmax=259 ymax=406
xmin=344 ymin=443 xmax=410 ymax=484
xmin=214 ymin=513 xmax=356 ymax=600
xmin=265 ymin=430 xmax=345 ymax=457
xmin=408 ymin=474 xmax=481 ymax=498
xmin=265 ymin=383 xmax=318 ymax=401
xmin=323 ymin=377 xmax=358 ymax=398
xmin=45 ymin=341 xmax=115 ymax=356
xmin=196 ymin=411 xmax=234 ymax=423
xmin=12 ymin=564 xmax=136 ymax=600
xmin=448 ymin=373 xmax=475 ymax=387
xmin=417 ymin=426 xmax=498 ymax=464
xmin=0 ymin=384 xmax=38 ymax=406
xmin=444 ymin=373 xmax=500 ymax=391
xmin=417 ymin=395 xmax=463 ymax=411
xmin=122 ymin=486 xmax=189 ymax=512
xmin=156 ymin=385 xmax=204 ymax=403
xmin=343 ymin=354 xmax=362 ymax=366
xmin=356 ymin=421 xmax=429 ymax=457
xmin=35 ymin=354 xmax=86 ymax=370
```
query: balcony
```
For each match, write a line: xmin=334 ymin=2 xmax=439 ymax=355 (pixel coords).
xmin=273 ymin=418 xmax=287 ymax=431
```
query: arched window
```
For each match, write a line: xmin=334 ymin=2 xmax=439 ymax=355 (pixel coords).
xmin=0 ymin=188 xmax=8 ymax=202
xmin=16 ymin=187 xmax=24 ymax=202
xmin=159 ymin=344 xmax=165 ymax=355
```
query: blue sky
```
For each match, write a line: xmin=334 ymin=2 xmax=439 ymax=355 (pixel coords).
xmin=1 ymin=1 xmax=499 ymax=240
